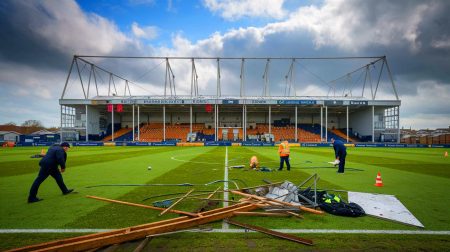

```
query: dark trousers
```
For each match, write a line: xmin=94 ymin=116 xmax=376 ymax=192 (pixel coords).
xmin=279 ymin=156 xmax=290 ymax=170
xmin=337 ymin=153 xmax=346 ymax=173
xmin=29 ymin=166 xmax=68 ymax=200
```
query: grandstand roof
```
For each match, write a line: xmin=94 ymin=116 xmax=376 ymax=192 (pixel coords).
xmin=60 ymin=95 xmax=400 ymax=107
xmin=61 ymin=55 xmax=401 ymax=103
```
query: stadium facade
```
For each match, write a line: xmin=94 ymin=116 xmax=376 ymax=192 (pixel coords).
xmin=59 ymin=56 xmax=401 ymax=143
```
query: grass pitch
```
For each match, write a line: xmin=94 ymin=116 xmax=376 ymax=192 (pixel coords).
xmin=1 ymin=146 xmax=449 ymax=251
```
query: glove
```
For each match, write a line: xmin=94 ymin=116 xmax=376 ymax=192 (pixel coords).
xmin=333 ymin=159 xmax=340 ymax=165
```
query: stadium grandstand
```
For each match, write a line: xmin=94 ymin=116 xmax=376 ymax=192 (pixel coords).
xmin=57 ymin=56 xmax=402 ymax=144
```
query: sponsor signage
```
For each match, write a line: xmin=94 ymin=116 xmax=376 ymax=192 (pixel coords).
xmin=385 ymin=144 xmax=408 ymax=148
xmin=301 ymin=143 xmax=332 ymax=147
xmin=431 ymin=144 xmax=450 ymax=148
xmin=350 ymin=100 xmax=368 ymax=106
xmin=114 ymin=99 xmax=218 ymax=105
xmin=34 ymin=143 xmax=54 ymax=146
xmin=204 ymin=141 xmax=232 ymax=146
xmin=73 ymin=142 xmax=104 ymax=146
xmin=277 ymin=100 xmax=317 ymax=105
xmin=143 ymin=100 xmax=186 ymax=104
xmin=355 ymin=143 xmax=385 ymax=147
xmin=249 ymin=100 xmax=271 ymax=104
xmin=324 ymin=100 xmax=344 ymax=106
xmin=242 ymin=142 xmax=275 ymax=146
xmin=152 ymin=142 xmax=177 ymax=146
xmin=132 ymin=142 xmax=152 ymax=146
xmin=222 ymin=99 xmax=239 ymax=105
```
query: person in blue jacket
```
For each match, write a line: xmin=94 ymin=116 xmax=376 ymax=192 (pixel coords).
xmin=28 ymin=142 xmax=74 ymax=203
xmin=331 ymin=137 xmax=347 ymax=173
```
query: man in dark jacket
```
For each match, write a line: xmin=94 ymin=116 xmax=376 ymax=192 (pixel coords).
xmin=331 ymin=137 xmax=347 ymax=174
xmin=28 ymin=142 xmax=74 ymax=203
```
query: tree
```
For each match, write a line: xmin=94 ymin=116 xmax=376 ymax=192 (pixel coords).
xmin=5 ymin=122 xmax=16 ymax=126
xmin=47 ymin=127 xmax=60 ymax=132
xmin=21 ymin=120 xmax=43 ymax=128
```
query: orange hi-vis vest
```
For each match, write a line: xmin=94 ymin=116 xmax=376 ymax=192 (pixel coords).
xmin=278 ymin=141 xmax=290 ymax=157
xmin=250 ymin=156 xmax=259 ymax=167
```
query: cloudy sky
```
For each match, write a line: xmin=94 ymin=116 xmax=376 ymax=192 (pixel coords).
xmin=0 ymin=0 xmax=449 ymax=129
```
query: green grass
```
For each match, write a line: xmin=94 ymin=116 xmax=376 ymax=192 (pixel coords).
xmin=0 ymin=146 xmax=449 ymax=250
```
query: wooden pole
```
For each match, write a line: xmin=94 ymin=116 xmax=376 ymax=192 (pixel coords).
xmin=226 ymin=219 xmax=313 ymax=246
xmin=206 ymin=186 xmax=221 ymax=200
xmin=159 ymin=189 xmax=194 ymax=216
xmin=15 ymin=203 xmax=260 ymax=252
xmin=230 ymin=190 xmax=324 ymax=215
xmin=86 ymin=195 xmax=199 ymax=218
xmin=233 ymin=212 xmax=290 ymax=217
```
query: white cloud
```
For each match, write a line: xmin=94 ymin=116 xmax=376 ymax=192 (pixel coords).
xmin=131 ymin=22 xmax=158 ymax=40
xmin=282 ymin=0 xmax=438 ymax=52
xmin=401 ymin=114 xmax=450 ymax=130
xmin=431 ymin=36 xmax=450 ymax=49
xmin=203 ymin=0 xmax=287 ymax=20
xmin=0 ymin=62 xmax=63 ymax=100
xmin=397 ymin=81 xmax=450 ymax=129
xmin=400 ymin=81 xmax=450 ymax=116
xmin=28 ymin=1 xmax=136 ymax=55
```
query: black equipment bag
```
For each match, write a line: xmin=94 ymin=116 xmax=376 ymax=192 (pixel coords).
xmin=298 ymin=188 xmax=365 ymax=217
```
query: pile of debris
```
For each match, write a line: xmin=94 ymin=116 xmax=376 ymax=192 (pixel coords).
xmin=11 ymin=180 xmax=325 ymax=251
xmin=262 ymin=181 xmax=302 ymax=205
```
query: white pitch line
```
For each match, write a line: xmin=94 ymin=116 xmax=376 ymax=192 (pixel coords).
xmin=1 ymin=229 xmax=449 ymax=235
xmin=222 ymin=146 xmax=230 ymax=230
xmin=222 ymin=146 xmax=229 ymax=230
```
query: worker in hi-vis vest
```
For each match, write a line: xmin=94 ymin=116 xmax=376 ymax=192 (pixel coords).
xmin=249 ymin=156 xmax=259 ymax=169
xmin=278 ymin=140 xmax=291 ymax=171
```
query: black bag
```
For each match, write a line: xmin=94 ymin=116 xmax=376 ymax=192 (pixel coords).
xmin=319 ymin=201 xmax=365 ymax=217
xmin=298 ymin=188 xmax=365 ymax=217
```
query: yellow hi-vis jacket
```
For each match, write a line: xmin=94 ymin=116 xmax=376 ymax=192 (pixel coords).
xmin=278 ymin=141 xmax=290 ymax=157
xmin=250 ymin=156 xmax=259 ymax=167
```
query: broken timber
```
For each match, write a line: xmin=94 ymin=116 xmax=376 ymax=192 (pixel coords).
xmin=226 ymin=219 xmax=313 ymax=246
xmin=230 ymin=190 xmax=324 ymax=215
xmin=159 ymin=189 xmax=194 ymax=216
xmin=9 ymin=202 xmax=260 ymax=252
xmin=86 ymin=195 xmax=199 ymax=217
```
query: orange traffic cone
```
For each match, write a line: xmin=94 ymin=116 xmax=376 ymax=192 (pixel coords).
xmin=445 ymin=151 xmax=448 ymax=157
xmin=374 ymin=172 xmax=383 ymax=187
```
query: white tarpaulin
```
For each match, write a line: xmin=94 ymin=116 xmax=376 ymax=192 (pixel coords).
xmin=348 ymin=192 xmax=424 ymax=228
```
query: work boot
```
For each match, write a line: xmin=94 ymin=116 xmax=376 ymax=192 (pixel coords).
xmin=28 ymin=198 xmax=43 ymax=203
xmin=63 ymin=189 xmax=74 ymax=195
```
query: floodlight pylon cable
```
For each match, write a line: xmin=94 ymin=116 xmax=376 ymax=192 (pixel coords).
xmin=295 ymin=61 xmax=332 ymax=89
xmin=327 ymin=58 xmax=383 ymax=84
xmin=135 ymin=59 xmax=165 ymax=82
xmin=77 ymin=56 xmax=155 ymax=96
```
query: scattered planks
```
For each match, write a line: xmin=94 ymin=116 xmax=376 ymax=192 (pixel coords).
xmin=8 ymin=202 xmax=259 ymax=252
xmin=10 ymin=188 xmax=324 ymax=251
xmin=159 ymin=189 xmax=194 ymax=216
xmin=230 ymin=190 xmax=324 ymax=215
xmin=86 ymin=195 xmax=199 ymax=217
xmin=226 ymin=219 xmax=313 ymax=246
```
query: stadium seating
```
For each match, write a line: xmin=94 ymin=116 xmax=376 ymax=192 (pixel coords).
xmin=331 ymin=129 xmax=358 ymax=142
xmin=128 ymin=123 xmax=365 ymax=143
xmin=102 ymin=128 xmax=132 ymax=142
